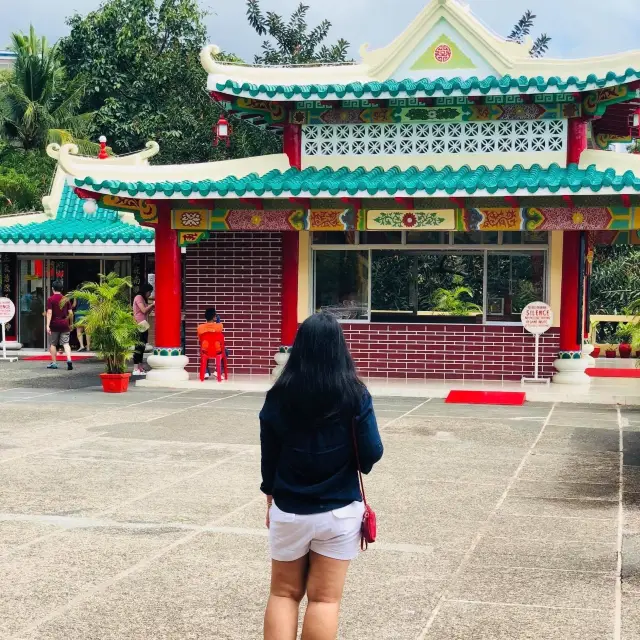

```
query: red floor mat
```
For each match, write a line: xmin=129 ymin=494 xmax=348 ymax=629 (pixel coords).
xmin=23 ymin=355 xmax=95 ymax=362
xmin=586 ymin=368 xmax=640 ymax=378
xmin=446 ymin=390 xmax=527 ymax=406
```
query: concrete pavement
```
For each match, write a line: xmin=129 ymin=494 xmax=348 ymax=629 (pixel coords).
xmin=0 ymin=367 xmax=638 ymax=638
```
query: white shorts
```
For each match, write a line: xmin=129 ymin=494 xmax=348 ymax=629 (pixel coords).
xmin=269 ymin=501 xmax=365 ymax=562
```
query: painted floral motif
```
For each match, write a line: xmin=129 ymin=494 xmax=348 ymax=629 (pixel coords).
xmin=535 ymin=207 xmax=613 ymax=231
xmin=292 ymin=110 xmax=308 ymax=125
xmin=227 ymin=210 xmax=294 ymax=231
xmin=402 ymin=213 xmax=418 ymax=228
xmin=373 ymin=212 xmax=446 ymax=228
xmin=180 ymin=211 xmax=203 ymax=227
xmin=477 ymin=208 xmax=521 ymax=231
xmin=288 ymin=209 xmax=308 ymax=231
xmin=310 ymin=210 xmax=344 ymax=230
xmin=405 ymin=107 xmax=460 ymax=121
xmin=498 ymin=104 xmax=546 ymax=120
xmin=320 ymin=109 xmax=363 ymax=125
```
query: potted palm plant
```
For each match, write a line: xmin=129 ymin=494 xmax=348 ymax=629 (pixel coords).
xmin=66 ymin=273 xmax=139 ymax=393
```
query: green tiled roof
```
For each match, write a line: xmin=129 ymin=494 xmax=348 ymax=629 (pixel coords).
xmin=0 ymin=185 xmax=154 ymax=245
xmin=74 ymin=163 xmax=640 ymax=198
xmin=215 ymin=68 xmax=640 ymax=99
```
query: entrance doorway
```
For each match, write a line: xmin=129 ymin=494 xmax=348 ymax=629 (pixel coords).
xmin=17 ymin=257 xmax=132 ymax=350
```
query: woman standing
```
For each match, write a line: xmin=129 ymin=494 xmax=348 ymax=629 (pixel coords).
xmin=260 ymin=313 xmax=383 ymax=640
xmin=74 ymin=296 xmax=91 ymax=351
xmin=132 ymin=283 xmax=154 ymax=376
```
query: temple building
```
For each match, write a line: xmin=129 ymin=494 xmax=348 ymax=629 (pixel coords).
xmin=0 ymin=148 xmax=155 ymax=350
xmin=21 ymin=0 xmax=640 ymax=384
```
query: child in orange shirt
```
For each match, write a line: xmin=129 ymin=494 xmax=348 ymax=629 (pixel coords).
xmin=197 ymin=308 xmax=224 ymax=379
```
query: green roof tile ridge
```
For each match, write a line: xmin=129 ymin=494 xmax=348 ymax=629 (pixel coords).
xmin=215 ymin=68 xmax=640 ymax=99
xmin=72 ymin=162 xmax=640 ymax=198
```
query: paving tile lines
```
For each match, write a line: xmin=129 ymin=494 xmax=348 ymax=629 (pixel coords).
xmin=464 ymin=564 xmax=615 ymax=576
xmin=445 ymin=598 xmax=607 ymax=612
xmin=378 ymin=398 xmax=433 ymax=431
xmin=0 ymin=392 xmax=253 ymax=557
xmin=416 ymin=403 xmax=558 ymax=639
xmin=0 ymin=447 xmax=252 ymax=560
xmin=0 ymin=390 xmax=249 ymax=464
xmin=9 ymin=494 xmax=265 ymax=638
xmin=614 ymin=406 xmax=624 ymax=640
xmin=0 ymin=389 xmax=193 ymax=441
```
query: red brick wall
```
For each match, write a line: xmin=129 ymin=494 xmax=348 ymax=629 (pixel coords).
xmin=342 ymin=324 xmax=560 ymax=381
xmin=185 ymin=234 xmax=560 ymax=380
xmin=184 ymin=232 xmax=282 ymax=374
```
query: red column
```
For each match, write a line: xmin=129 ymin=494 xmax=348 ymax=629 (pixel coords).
xmin=559 ymin=230 xmax=582 ymax=353
xmin=154 ymin=203 xmax=182 ymax=349
xmin=567 ymin=118 xmax=588 ymax=165
xmin=281 ymin=232 xmax=299 ymax=346
xmin=283 ymin=123 xmax=302 ymax=169
xmin=281 ymin=120 xmax=302 ymax=346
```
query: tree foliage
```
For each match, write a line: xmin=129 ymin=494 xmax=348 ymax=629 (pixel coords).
xmin=507 ymin=10 xmax=552 ymax=58
xmin=0 ymin=142 xmax=55 ymax=214
xmin=246 ymin=1 xmax=350 ymax=65
xmin=0 ymin=25 xmax=95 ymax=152
xmin=59 ymin=0 xmax=279 ymax=164
xmin=590 ymin=245 xmax=640 ymax=315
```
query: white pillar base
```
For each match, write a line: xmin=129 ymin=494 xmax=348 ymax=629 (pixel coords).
xmin=0 ymin=341 xmax=22 ymax=351
xmin=553 ymin=353 xmax=591 ymax=385
xmin=582 ymin=343 xmax=596 ymax=368
xmin=145 ymin=349 xmax=189 ymax=384
xmin=272 ymin=351 xmax=290 ymax=378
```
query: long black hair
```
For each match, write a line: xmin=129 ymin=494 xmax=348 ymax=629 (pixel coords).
xmin=267 ymin=313 xmax=365 ymax=425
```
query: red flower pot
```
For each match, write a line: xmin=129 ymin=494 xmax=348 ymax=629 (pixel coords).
xmin=100 ymin=373 xmax=131 ymax=393
xmin=619 ymin=344 xmax=632 ymax=359
xmin=605 ymin=349 xmax=617 ymax=359
xmin=591 ymin=347 xmax=601 ymax=359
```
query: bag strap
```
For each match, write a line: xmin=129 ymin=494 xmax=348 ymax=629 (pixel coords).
xmin=351 ymin=418 xmax=368 ymax=507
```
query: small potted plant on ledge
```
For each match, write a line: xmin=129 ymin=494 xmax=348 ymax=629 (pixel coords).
xmin=615 ymin=323 xmax=634 ymax=359
xmin=604 ymin=344 xmax=618 ymax=359
xmin=66 ymin=273 xmax=139 ymax=393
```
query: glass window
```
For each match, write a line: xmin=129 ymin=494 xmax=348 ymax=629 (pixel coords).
xmin=314 ymin=251 xmax=369 ymax=320
xmin=454 ymin=231 xmax=499 ymax=245
xmin=312 ymin=231 xmax=357 ymax=245
xmin=406 ymin=231 xmax=449 ymax=245
xmin=417 ymin=253 xmax=484 ymax=320
xmin=487 ymin=252 xmax=546 ymax=322
xmin=359 ymin=231 xmax=402 ymax=245
xmin=370 ymin=251 xmax=483 ymax=322
xmin=372 ymin=252 xmax=414 ymax=314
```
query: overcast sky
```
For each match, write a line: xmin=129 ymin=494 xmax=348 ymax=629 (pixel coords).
xmin=1 ymin=0 xmax=639 ymax=61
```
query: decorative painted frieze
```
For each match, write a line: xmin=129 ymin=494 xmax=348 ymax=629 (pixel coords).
xmin=171 ymin=206 xmax=640 ymax=245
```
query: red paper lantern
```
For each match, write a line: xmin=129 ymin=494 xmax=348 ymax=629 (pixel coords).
xmin=213 ymin=116 xmax=231 ymax=147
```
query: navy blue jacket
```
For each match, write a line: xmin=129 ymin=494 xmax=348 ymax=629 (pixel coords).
xmin=259 ymin=390 xmax=384 ymax=515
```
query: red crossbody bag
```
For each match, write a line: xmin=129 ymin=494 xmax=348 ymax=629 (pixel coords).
xmin=352 ymin=419 xmax=377 ymax=550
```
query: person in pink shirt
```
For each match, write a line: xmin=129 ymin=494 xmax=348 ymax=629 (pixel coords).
xmin=132 ymin=283 xmax=155 ymax=376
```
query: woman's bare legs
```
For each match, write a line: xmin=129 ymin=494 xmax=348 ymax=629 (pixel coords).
xmin=301 ymin=552 xmax=350 ymax=640
xmin=264 ymin=556 xmax=309 ymax=640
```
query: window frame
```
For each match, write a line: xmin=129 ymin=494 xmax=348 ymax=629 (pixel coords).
xmin=311 ymin=231 xmax=549 ymax=326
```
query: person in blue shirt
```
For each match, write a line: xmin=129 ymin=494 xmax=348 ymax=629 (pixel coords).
xmin=260 ymin=312 xmax=383 ymax=640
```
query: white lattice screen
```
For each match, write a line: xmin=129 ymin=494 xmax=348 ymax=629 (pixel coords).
xmin=302 ymin=120 xmax=567 ymax=156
